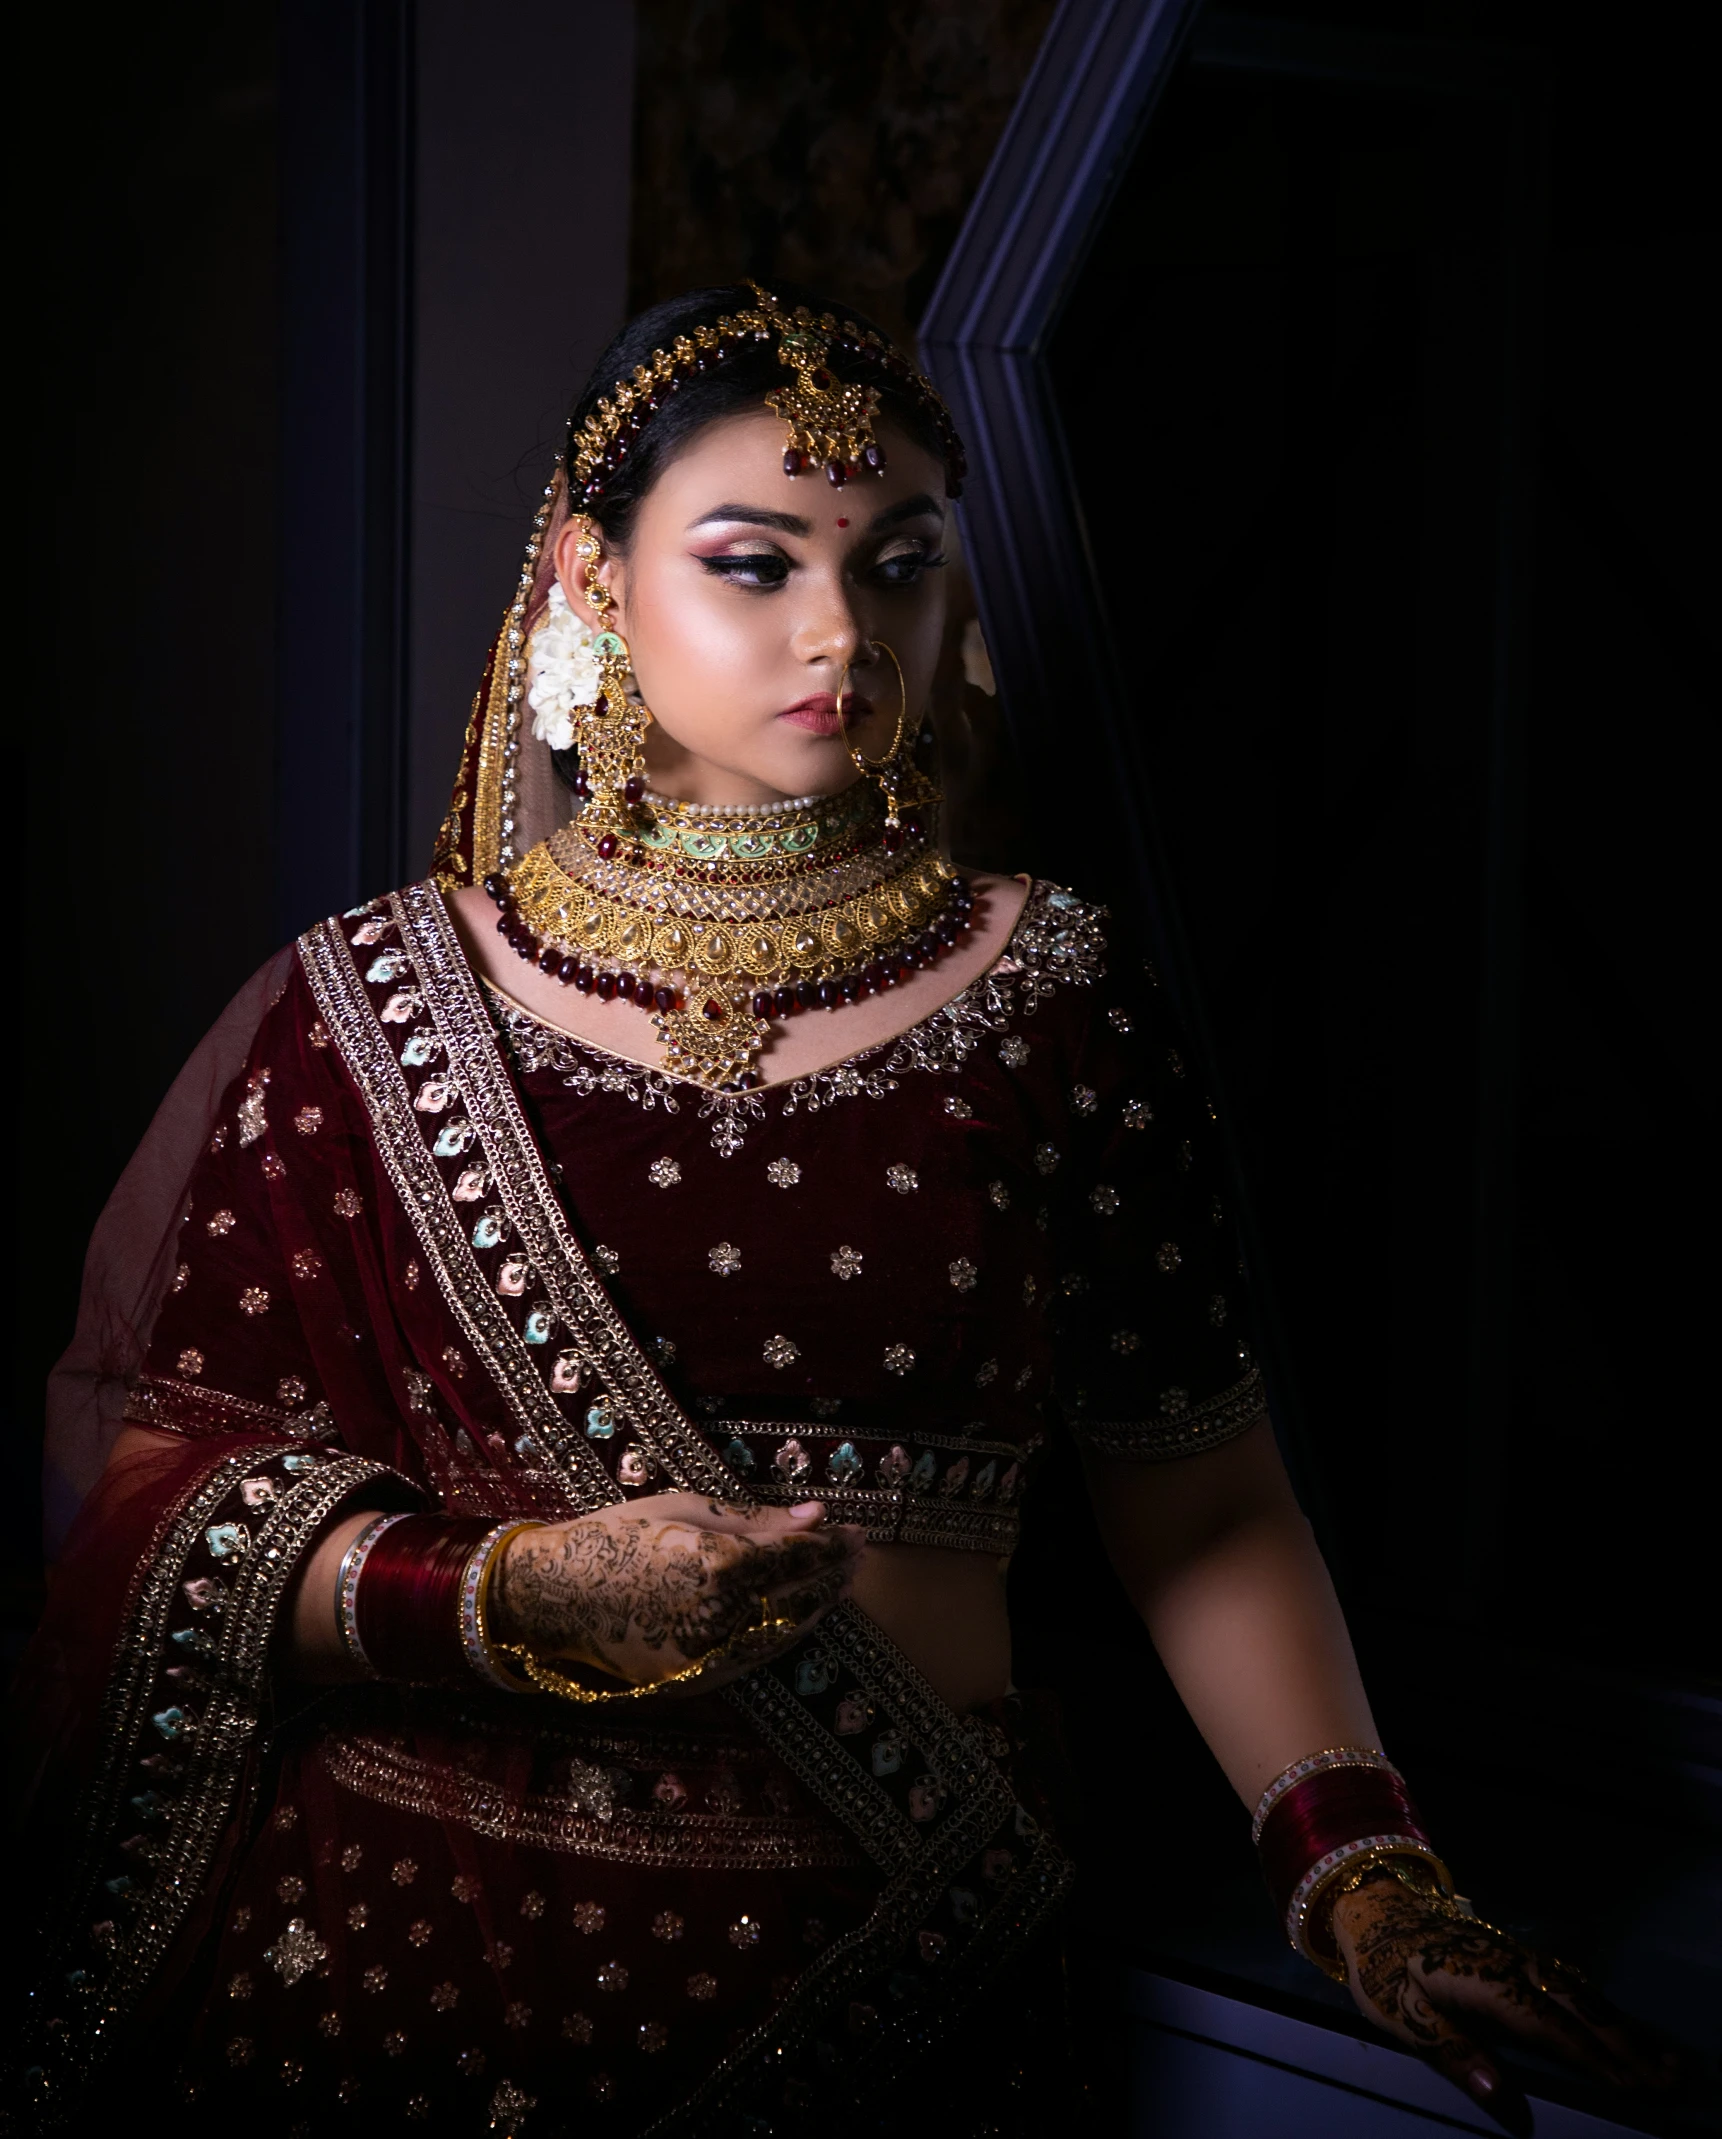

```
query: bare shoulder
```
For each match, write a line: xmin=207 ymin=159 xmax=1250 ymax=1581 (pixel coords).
xmin=442 ymin=868 xmax=1034 ymax=1085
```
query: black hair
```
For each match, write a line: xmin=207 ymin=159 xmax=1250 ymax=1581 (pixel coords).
xmin=565 ymin=281 xmax=963 ymax=550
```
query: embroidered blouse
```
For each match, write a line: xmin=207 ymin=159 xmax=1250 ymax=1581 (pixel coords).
xmin=128 ymin=879 xmax=1265 ymax=1555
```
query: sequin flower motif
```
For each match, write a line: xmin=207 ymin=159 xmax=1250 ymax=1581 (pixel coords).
xmin=648 ymin=1157 xmax=682 ymax=1188
xmin=948 ymin=1259 xmax=977 ymax=1292
xmin=708 ymin=1242 xmax=742 ymax=1277
xmin=883 ymin=1344 xmax=916 ymax=1376
xmin=886 ymin=1164 xmax=918 ymax=1194
xmin=767 ymin=1159 xmax=802 ymax=1187
xmin=830 ymin=1246 xmax=864 ymax=1281
xmin=763 ymin=1335 xmax=800 ymax=1370
xmin=263 ymin=1918 xmax=328 ymax=1987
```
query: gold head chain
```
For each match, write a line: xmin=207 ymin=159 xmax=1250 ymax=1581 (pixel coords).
xmin=570 ymin=280 xmax=965 ymax=499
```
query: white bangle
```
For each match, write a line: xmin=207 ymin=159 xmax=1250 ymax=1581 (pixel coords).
xmin=334 ymin=1512 xmax=412 ymax=1674
xmin=459 ymin=1522 xmax=539 ymax=1692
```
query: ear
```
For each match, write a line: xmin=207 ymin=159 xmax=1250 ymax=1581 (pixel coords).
xmin=552 ymin=518 xmax=627 ymax=632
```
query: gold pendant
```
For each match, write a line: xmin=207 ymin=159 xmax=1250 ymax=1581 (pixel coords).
xmin=651 ymin=990 xmax=773 ymax=1091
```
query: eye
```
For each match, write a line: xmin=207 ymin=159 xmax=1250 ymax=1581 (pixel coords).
xmin=699 ymin=551 xmax=790 ymax=589
xmin=873 ymin=546 xmax=946 ymax=588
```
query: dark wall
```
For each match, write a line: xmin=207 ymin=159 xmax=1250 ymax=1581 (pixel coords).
xmin=1045 ymin=0 xmax=1715 ymax=1683
xmin=18 ymin=4 xmax=282 ymax=1615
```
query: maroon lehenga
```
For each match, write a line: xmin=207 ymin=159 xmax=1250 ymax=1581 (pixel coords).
xmin=17 ymin=877 xmax=1264 ymax=2135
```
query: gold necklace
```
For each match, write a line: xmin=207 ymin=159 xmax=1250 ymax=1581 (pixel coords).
xmin=486 ymin=784 xmax=972 ymax=1090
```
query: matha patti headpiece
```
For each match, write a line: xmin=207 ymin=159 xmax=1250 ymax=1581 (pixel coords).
xmin=569 ymin=280 xmax=965 ymax=500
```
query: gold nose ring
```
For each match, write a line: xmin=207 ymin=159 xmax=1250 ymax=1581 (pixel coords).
xmin=837 ymin=644 xmax=907 ymax=773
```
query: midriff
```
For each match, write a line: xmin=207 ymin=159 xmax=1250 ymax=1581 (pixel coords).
xmin=847 ymin=1540 xmax=1013 ymax=1713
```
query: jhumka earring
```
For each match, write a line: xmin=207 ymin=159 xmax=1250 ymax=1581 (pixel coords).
xmin=843 ymin=643 xmax=920 ymax=851
xmin=566 ymin=520 xmax=652 ymax=841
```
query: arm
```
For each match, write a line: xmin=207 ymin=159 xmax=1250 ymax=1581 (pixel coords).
xmin=1086 ymin=1416 xmax=1674 ymax=2127
xmin=1081 ymin=1414 xmax=1374 ymax=1806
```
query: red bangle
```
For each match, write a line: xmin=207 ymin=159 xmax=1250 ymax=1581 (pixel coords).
xmin=1255 ymin=1751 xmax=1449 ymax=1970
xmin=353 ymin=1515 xmax=497 ymax=1683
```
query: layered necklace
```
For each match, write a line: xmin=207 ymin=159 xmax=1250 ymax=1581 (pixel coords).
xmin=485 ymin=777 xmax=975 ymax=1092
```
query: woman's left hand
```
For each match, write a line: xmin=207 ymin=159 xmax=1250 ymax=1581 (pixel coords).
xmin=1332 ymin=1868 xmax=1678 ymax=2136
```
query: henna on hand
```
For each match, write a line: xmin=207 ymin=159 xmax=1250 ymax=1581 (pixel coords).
xmin=490 ymin=1494 xmax=858 ymax=1686
xmin=1333 ymin=1870 xmax=1677 ymax=2137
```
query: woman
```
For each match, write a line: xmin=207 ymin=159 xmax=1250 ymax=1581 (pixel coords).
xmin=18 ymin=283 xmax=1667 ymax=2136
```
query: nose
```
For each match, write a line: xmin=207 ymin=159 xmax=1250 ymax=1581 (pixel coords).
xmin=789 ymin=570 xmax=874 ymax=680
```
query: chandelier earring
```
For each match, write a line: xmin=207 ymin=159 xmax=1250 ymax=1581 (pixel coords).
xmin=568 ymin=520 xmax=653 ymax=827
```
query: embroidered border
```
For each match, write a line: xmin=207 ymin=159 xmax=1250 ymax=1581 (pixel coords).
xmin=320 ymin=1728 xmax=862 ymax=1869
xmin=22 ymin=1449 xmax=396 ymax=2123
xmin=395 ymin=882 xmax=737 ymax=1499
xmin=1070 ymin=1366 xmax=1268 ymax=1460
xmin=660 ymin=1600 xmax=1072 ymax=2133
xmin=299 ymin=914 xmax=616 ymax=1513
xmin=123 ymin=1373 xmax=325 ymax=1441
xmin=713 ymin=1418 xmax=1025 ymax=1550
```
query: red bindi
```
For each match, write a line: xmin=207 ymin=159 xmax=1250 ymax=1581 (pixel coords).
xmin=835 ymin=516 xmax=849 ymax=528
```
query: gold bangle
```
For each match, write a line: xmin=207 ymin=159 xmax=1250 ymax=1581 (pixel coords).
xmin=492 ymin=1595 xmax=798 ymax=1707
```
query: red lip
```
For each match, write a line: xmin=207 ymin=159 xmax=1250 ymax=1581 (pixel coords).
xmin=778 ymin=692 xmax=871 ymax=735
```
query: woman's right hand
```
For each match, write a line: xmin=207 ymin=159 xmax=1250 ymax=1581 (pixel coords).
xmin=489 ymin=1494 xmax=862 ymax=1691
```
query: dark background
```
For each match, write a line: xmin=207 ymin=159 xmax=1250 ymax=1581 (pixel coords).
xmin=16 ymin=0 xmax=1717 ymax=2101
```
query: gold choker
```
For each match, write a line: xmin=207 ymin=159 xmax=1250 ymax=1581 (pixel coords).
xmin=484 ymin=784 xmax=972 ymax=1090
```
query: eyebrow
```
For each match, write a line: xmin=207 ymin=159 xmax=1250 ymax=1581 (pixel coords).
xmin=686 ymin=504 xmax=811 ymax=535
xmin=870 ymin=492 xmax=945 ymax=530
xmin=686 ymin=491 xmax=947 ymax=539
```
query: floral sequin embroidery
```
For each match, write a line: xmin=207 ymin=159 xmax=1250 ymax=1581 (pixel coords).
xmin=948 ymin=1259 xmax=977 ymax=1291
xmin=830 ymin=1246 xmax=863 ymax=1280
xmin=206 ymin=1209 xmax=236 ymax=1237
xmin=648 ymin=1157 xmax=681 ymax=1187
xmin=708 ymin=1242 xmax=742 ymax=1276
xmin=766 ymin=1159 xmax=802 ymax=1187
xmin=886 ymin=1164 xmax=918 ymax=1194
xmin=295 ymin=1106 xmax=324 ymax=1136
xmin=763 ymin=1334 xmax=800 ymax=1369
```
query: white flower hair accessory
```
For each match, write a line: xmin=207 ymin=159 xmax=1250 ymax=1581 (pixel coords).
xmin=526 ymin=581 xmax=602 ymax=753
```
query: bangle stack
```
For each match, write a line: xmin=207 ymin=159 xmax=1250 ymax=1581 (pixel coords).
xmin=1252 ymin=1746 xmax=1453 ymax=1980
xmin=346 ymin=1514 xmax=544 ymax=1688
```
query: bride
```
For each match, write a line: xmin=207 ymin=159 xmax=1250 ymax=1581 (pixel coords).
xmin=17 ymin=282 xmax=1665 ymax=2135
